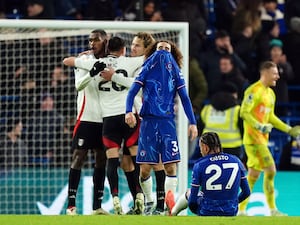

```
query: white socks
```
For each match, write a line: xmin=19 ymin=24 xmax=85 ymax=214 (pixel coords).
xmin=140 ymin=176 xmax=153 ymax=203
xmin=171 ymin=191 xmax=188 ymax=216
xmin=165 ymin=176 xmax=178 ymax=194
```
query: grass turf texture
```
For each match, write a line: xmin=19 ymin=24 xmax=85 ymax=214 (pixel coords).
xmin=1 ymin=215 xmax=300 ymax=225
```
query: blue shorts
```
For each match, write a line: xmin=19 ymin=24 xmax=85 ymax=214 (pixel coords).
xmin=137 ymin=117 xmax=180 ymax=164
xmin=198 ymin=198 xmax=238 ymax=216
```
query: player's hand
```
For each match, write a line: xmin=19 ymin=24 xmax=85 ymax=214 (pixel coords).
xmin=288 ymin=125 xmax=300 ymax=138
xmin=100 ymin=67 xmax=114 ymax=81
xmin=63 ymin=57 xmax=76 ymax=67
xmin=188 ymin=124 xmax=198 ymax=141
xmin=125 ymin=112 xmax=136 ymax=128
xmin=256 ymin=123 xmax=273 ymax=134
xmin=90 ymin=61 xmax=106 ymax=77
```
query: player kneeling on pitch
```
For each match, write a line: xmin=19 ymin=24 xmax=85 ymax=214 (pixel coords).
xmin=171 ymin=132 xmax=250 ymax=216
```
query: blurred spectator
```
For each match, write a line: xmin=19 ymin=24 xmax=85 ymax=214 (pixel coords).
xmin=284 ymin=0 xmax=300 ymax=31
xmin=189 ymin=58 xmax=208 ymax=116
xmin=214 ymin=0 xmax=239 ymax=33
xmin=188 ymin=57 xmax=208 ymax=158
xmin=24 ymin=0 xmax=55 ymax=19
xmin=0 ymin=38 xmax=27 ymax=122
xmin=260 ymin=0 xmax=286 ymax=35
xmin=19 ymin=75 xmax=38 ymax=123
xmin=256 ymin=20 xmax=280 ymax=63
xmin=32 ymin=29 xmax=68 ymax=89
xmin=25 ymin=93 xmax=64 ymax=166
xmin=48 ymin=65 xmax=75 ymax=165
xmin=0 ymin=0 xmax=27 ymax=19
xmin=56 ymin=117 xmax=74 ymax=167
xmin=117 ymin=0 xmax=162 ymax=21
xmin=13 ymin=29 xmax=69 ymax=122
xmin=54 ymin=0 xmax=83 ymax=19
xmin=0 ymin=39 xmax=26 ymax=96
xmin=283 ymin=17 xmax=300 ymax=89
xmin=268 ymin=39 xmax=294 ymax=116
xmin=0 ymin=0 xmax=5 ymax=18
xmin=189 ymin=17 xmax=207 ymax=60
xmin=199 ymin=82 xmax=245 ymax=162
xmin=199 ymin=30 xmax=246 ymax=97
xmin=85 ymin=0 xmax=115 ymax=20
xmin=232 ymin=0 xmax=262 ymax=38
xmin=117 ymin=0 xmax=138 ymax=20
xmin=232 ymin=25 xmax=259 ymax=83
xmin=162 ymin=0 xmax=207 ymax=23
xmin=219 ymin=54 xmax=249 ymax=100
xmin=48 ymin=66 xmax=76 ymax=119
xmin=0 ymin=117 xmax=28 ymax=169
xmin=143 ymin=0 xmax=163 ymax=21
xmin=279 ymin=136 xmax=300 ymax=171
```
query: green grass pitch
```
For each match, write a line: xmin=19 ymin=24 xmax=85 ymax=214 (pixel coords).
xmin=1 ymin=215 xmax=300 ymax=225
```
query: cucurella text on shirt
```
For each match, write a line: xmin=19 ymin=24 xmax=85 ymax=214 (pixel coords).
xmin=209 ymin=155 xmax=229 ymax=161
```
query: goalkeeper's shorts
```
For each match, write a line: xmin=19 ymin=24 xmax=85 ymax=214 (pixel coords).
xmin=244 ymin=144 xmax=275 ymax=171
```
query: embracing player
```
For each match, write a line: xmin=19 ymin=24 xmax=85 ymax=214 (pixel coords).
xmin=69 ymin=36 xmax=145 ymax=215
xmin=64 ymin=29 xmax=108 ymax=215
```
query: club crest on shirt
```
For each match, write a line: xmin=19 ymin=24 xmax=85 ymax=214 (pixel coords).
xmin=78 ymin=138 xmax=84 ymax=147
xmin=166 ymin=62 xmax=172 ymax=71
xmin=139 ymin=150 xmax=146 ymax=157
xmin=106 ymin=57 xmax=117 ymax=68
xmin=246 ymin=93 xmax=253 ymax=103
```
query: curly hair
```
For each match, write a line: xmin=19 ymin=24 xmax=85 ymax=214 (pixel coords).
xmin=144 ymin=40 xmax=183 ymax=68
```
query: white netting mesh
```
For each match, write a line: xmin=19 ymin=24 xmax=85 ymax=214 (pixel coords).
xmin=0 ymin=20 xmax=188 ymax=214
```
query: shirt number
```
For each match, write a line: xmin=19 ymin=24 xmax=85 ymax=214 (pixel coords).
xmin=98 ymin=69 xmax=127 ymax=92
xmin=205 ymin=163 xmax=238 ymax=190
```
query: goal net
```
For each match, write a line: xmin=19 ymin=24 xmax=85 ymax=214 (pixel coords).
xmin=0 ymin=19 xmax=189 ymax=214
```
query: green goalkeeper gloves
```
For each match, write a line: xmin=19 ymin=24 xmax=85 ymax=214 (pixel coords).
xmin=288 ymin=125 xmax=300 ymax=138
xmin=255 ymin=123 xmax=273 ymax=134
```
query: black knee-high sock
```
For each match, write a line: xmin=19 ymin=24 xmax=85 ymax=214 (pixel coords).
xmin=155 ymin=170 xmax=166 ymax=210
xmin=93 ymin=167 xmax=106 ymax=210
xmin=107 ymin=158 xmax=119 ymax=196
xmin=125 ymin=171 xmax=137 ymax=201
xmin=68 ymin=168 xmax=81 ymax=207
xmin=131 ymin=156 xmax=142 ymax=193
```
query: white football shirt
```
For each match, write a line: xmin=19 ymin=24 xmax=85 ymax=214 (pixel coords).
xmin=74 ymin=54 xmax=103 ymax=123
xmin=99 ymin=55 xmax=143 ymax=117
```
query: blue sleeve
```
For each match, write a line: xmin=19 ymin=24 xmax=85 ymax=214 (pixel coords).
xmin=125 ymin=81 xmax=142 ymax=113
xmin=178 ymin=87 xmax=197 ymax=125
xmin=188 ymin=185 xmax=199 ymax=214
xmin=238 ymin=177 xmax=250 ymax=203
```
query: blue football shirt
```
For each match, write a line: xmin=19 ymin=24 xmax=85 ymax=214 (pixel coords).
xmin=135 ymin=50 xmax=186 ymax=119
xmin=190 ymin=153 xmax=247 ymax=216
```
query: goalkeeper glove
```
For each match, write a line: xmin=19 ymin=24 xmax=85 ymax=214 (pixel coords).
xmin=288 ymin=125 xmax=300 ymax=138
xmin=90 ymin=61 xmax=106 ymax=77
xmin=255 ymin=123 xmax=273 ymax=134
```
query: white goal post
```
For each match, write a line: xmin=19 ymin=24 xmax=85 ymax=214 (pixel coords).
xmin=0 ymin=19 xmax=189 ymax=214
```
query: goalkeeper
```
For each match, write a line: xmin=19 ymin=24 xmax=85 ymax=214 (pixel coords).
xmin=238 ymin=61 xmax=300 ymax=216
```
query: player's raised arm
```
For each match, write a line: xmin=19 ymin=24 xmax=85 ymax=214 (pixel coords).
xmin=63 ymin=56 xmax=76 ymax=67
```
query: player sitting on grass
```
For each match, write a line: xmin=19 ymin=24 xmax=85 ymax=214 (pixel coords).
xmin=170 ymin=132 xmax=250 ymax=216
